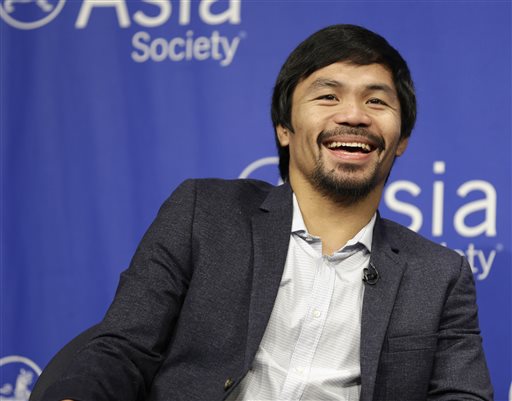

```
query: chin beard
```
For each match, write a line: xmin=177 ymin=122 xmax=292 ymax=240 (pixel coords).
xmin=310 ymin=162 xmax=379 ymax=205
xmin=309 ymin=126 xmax=387 ymax=204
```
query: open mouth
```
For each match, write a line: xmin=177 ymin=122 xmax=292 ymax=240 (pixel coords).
xmin=325 ymin=141 xmax=375 ymax=154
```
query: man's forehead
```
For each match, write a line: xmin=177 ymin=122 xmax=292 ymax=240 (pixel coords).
xmin=298 ymin=61 xmax=395 ymax=91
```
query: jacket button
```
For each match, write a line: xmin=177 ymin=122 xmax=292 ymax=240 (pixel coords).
xmin=224 ymin=377 xmax=234 ymax=391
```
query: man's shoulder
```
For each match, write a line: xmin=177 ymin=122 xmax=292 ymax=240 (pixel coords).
xmin=190 ymin=177 xmax=275 ymax=191
xmin=171 ymin=178 xmax=278 ymax=210
xmin=177 ymin=177 xmax=274 ymax=195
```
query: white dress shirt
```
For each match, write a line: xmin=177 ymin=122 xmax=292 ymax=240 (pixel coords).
xmin=227 ymin=195 xmax=376 ymax=401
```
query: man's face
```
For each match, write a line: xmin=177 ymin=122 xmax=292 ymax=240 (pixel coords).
xmin=277 ymin=61 xmax=408 ymax=203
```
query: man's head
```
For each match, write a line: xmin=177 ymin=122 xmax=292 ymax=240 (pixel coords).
xmin=271 ymin=24 xmax=416 ymax=202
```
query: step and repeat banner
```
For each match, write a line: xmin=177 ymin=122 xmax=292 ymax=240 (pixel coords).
xmin=1 ymin=1 xmax=510 ymax=399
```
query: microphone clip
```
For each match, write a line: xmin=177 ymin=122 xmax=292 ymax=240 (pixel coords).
xmin=363 ymin=262 xmax=379 ymax=285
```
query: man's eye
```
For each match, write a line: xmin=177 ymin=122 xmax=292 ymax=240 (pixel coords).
xmin=317 ymin=94 xmax=338 ymax=101
xmin=367 ymin=98 xmax=387 ymax=106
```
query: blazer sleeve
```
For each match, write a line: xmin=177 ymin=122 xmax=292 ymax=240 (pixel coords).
xmin=427 ymin=256 xmax=493 ymax=400
xmin=43 ymin=179 xmax=198 ymax=401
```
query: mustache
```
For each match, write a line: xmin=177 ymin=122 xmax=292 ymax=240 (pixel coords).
xmin=317 ymin=126 xmax=385 ymax=150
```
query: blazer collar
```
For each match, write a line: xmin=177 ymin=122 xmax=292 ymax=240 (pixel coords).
xmin=244 ymin=183 xmax=293 ymax=370
xmin=360 ymin=215 xmax=408 ymax=401
xmin=258 ymin=181 xmax=293 ymax=212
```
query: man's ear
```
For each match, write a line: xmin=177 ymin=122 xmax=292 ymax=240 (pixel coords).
xmin=395 ymin=137 xmax=409 ymax=156
xmin=276 ymin=125 xmax=290 ymax=147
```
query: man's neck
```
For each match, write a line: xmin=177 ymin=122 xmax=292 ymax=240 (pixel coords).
xmin=290 ymin=178 xmax=382 ymax=255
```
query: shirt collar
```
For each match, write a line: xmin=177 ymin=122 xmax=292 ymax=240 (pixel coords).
xmin=291 ymin=193 xmax=376 ymax=252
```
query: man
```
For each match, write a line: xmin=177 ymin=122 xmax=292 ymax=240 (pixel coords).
xmin=44 ymin=24 xmax=492 ymax=401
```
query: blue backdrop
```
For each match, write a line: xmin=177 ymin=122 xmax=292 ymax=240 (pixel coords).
xmin=1 ymin=1 xmax=510 ymax=399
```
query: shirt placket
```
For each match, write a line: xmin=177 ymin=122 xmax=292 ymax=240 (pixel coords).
xmin=278 ymin=244 xmax=336 ymax=401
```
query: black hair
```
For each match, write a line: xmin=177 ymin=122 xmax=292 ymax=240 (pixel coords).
xmin=271 ymin=24 xmax=416 ymax=181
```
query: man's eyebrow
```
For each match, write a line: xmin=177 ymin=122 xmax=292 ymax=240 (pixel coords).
xmin=306 ymin=79 xmax=397 ymax=97
xmin=307 ymin=78 xmax=343 ymax=90
xmin=365 ymin=83 xmax=397 ymax=97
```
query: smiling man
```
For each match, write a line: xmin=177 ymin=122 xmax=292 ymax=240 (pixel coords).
xmin=44 ymin=25 xmax=492 ymax=401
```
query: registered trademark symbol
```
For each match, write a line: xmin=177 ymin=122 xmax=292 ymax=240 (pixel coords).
xmin=239 ymin=30 xmax=247 ymax=39
xmin=495 ymin=243 xmax=504 ymax=252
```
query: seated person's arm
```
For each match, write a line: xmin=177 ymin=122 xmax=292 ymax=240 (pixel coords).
xmin=42 ymin=180 xmax=198 ymax=401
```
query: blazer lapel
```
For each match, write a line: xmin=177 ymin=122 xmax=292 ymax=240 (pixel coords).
xmin=360 ymin=216 xmax=408 ymax=401
xmin=244 ymin=183 xmax=293 ymax=370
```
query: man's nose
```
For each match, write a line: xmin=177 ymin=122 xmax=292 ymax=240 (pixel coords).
xmin=332 ymin=102 xmax=371 ymax=127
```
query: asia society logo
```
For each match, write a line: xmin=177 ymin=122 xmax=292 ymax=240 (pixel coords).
xmin=240 ymin=158 xmax=502 ymax=280
xmin=0 ymin=0 xmax=244 ymax=67
xmin=0 ymin=0 xmax=65 ymax=29
xmin=0 ymin=355 xmax=41 ymax=401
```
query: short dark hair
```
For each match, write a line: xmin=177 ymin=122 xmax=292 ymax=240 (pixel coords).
xmin=271 ymin=24 xmax=417 ymax=181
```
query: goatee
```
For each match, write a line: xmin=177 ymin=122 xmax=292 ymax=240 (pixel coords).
xmin=310 ymin=160 xmax=379 ymax=205
xmin=310 ymin=126 xmax=385 ymax=205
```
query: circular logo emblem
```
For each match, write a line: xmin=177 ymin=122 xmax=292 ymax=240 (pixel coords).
xmin=0 ymin=355 xmax=42 ymax=401
xmin=239 ymin=156 xmax=283 ymax=185
xmin=0 ymin=0 xmax=66 ymax=29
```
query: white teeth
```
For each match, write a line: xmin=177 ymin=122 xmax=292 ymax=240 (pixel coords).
xmin=326 ymin=142 xmax=372 ymax=151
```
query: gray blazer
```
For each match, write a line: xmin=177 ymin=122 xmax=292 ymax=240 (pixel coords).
xmin=44 ymin=179 xmax=493 ymax=401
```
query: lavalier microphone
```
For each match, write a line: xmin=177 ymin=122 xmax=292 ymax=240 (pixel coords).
xmin=363 ymin=262 xmax=379 ymax=285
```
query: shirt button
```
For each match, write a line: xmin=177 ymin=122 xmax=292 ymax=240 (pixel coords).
xmin=312 ymin=309 xmax=321 ymax=318
xmin=294 ymin=366 xmax=304 ymax=375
